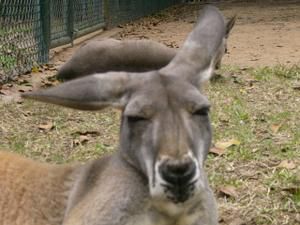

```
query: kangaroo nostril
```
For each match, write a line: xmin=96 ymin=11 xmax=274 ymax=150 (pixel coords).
xmin=159 ymin=159 xmax=196 ymax=186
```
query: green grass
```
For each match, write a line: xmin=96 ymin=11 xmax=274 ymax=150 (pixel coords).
xmin=0 ymin=25 xmax=37 ymax=78
xmin=0 ymin=54 xmax=17 ymax=71
xmin=206 ymin=64 xmax=300 ymax=224
xmin=1 ymin=64 xmax=299 ymax=224
xmin=250 ymin=64 xmax=300 ymax=81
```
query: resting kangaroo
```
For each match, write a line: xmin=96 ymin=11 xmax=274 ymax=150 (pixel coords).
xmin=57 ymin=14 xmax=235 ymax=80
xmin=1 ymin=6 xmax=230 ymax=225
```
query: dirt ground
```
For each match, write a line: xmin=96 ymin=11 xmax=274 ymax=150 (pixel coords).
xmin=49 ymin=1 xmax=300 ymax=70
xmin=0 ymin=1 xmax=299 ymax=225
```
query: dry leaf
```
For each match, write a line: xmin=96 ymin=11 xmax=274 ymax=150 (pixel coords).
xmin=73 ymin=139 xmax=80 ymax=146
xmin=16 ymin=97 xmax=24 ymax=104
xmin=228 ymin=218 xmax=245 ymax=225
xmin=41 ymin=80 xmax=56 ymax=87
xmin=42 ymin=64 xmax=57 ymax=71
xmin=31 ymin=66 xmax=39 ymax=73
xmin=282 ymin=186 xmax=299 ymax=194
xmin=218 ymin=185 xmax=238 ymax=198
xmin=292 ymin=84 xmax=300 ymax=90
xmin=17 ymin=86 xmax=33 ymax=93
xmin=2 ymin=83 xmax=13 ymax=88
xmin=209 ymin=147 xmax=225 ymax=156
xmin=0 ymin=89 xmax=13 ymax=96
xmin=270 ymin=123 xmax=282 ymax=134
xmin=79 ymin=135 xmax=90 ymax=144
xmin=47 ymin=75 xmax=59 ymax=82
xmin=22 ymin=111 xmax=32 ymax=117
xmin=38 ymin=121 xmax=54 ymax=131
xmin=16 ymin=79 xmax=30 ymax=85
xmin=277 ymin=160 xmax=296 ymax=170
xmin=72 ymin=131 xmax=100 ymax=137
xmin=215 ymin=139 xmax=240 ymax=150
xmin=73 ymin=135 xmax=90 ymax=146
xmin=0 ymin=125 xmax=8 ymax=133
xmin=296 ymin=214 xmax=300 ymax=223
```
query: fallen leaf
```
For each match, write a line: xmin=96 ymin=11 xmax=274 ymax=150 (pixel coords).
xmin=73 ymin=135 xmax=90 ymax=146
xmin=0 ymin=89 xmax=13 ymax=96
xmin=17 ymin=85 xmax=33 ymax=93
xmin=0 ymin=125 xmax=8 ymax=133
xmin=296 ymin=214 xmax=300 ymax=223
xmin=73 ymin=139 xmax=80 ymax=146
xmin=41 ymin=80 xmax=56 ymax=87
xmin=79 ymin=135 xmax=90 ymax=144
xmin=42 ymin=64 xmax=57 ymax=71
xmin=31 ymin=66 xmax=39 ymax=73
xmin=228 ymin=218 xmax=245 ymax=225
xmin=218 ymin=185 xmax=238 ymax=198
xmin=2 ymin=83 xmax=13 ymax=88
xmin=72 ymin=131 xmax=100 ymax=137
xmin=22 ymin=111 xmax=32 ymax=117
xmin=282 ymin=186 xmax=299 ymax=194
xmin=270 ymin=123 xmax=282 ymax=134
xmin=16 ymin=97 xmax=24 ymax=104
xmin=48 ymin=67 xmax=58 ymax=71
xmin=277 ymin=160 xmax=296 ymax=170
xmin=209 ymin=147 xmax=225 ymax=156
xmin=239 ymin=88 xmax=247 ymax=94
xmin=292 ymin=84 xmax=300 ymax=90
xmin=38 ymin=121 xmax=54 ymax=131
xmin=215 ymin=139 xmax=240 ymax=150
xmin=16 ymin=79 xmax=30 ymax=85
xmin=47 ymin=75 xmax=59 ymax=82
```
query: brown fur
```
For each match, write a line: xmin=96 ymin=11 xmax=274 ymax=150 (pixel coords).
xmin=0 ymin=151 xmax=75 ymax=225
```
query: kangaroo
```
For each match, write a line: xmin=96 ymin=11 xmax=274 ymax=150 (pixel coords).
xmin=57 ymin=14 xmax=235 ymax=81
xmin=1 ymin=6 xmax=230 ymax=225
xmin=57 ymin=39 xmax=177 ymax=80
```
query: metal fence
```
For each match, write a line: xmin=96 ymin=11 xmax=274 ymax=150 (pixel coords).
xmin=0 ymin=0 xmax=181 ymax=83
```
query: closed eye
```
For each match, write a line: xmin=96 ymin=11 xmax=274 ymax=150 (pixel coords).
xmin=127 ymin=115 xmax=148 ymax=123
xmin=192 ymin=107 xmax=210 ymax=117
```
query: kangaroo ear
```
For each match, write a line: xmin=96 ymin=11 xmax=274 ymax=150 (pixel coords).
xmin=22 ymin=72 xmax=132 ymax=110
xmin=160 ymin=6 xmax=227 ymax=85
xmin=57 ymin=39 xmax=176 ymax=81
xmin=226 ymin=15 xmax=236 ymax=38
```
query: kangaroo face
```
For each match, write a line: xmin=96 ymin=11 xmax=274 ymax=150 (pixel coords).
xmin=119 ymin=73 xmax=211 ymax=204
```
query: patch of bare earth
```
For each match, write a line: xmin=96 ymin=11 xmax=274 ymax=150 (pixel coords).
xmin=0 ymin=1 xmax=299 ymax=225
xmin=116 ymin=1 xmax=300 ymax=67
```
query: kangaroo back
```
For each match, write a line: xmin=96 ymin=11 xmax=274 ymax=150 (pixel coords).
xmin=0 ymin=151 xmax=75 ymax=225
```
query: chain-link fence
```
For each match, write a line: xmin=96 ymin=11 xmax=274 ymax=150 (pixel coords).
xmin=0 ymin=0 xmax=181 ymax=83
xmin=106 ymin=0 xmax=180 ymax=27
xmin=0 ymin=0 xmax=43 ymax=83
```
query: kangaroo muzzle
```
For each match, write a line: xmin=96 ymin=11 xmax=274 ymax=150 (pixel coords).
xmin=158 ymin=157 xmax=197 ymax=203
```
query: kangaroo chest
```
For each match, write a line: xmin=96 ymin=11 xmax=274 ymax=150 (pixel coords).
xmin=126 ymin=213 xmax=199 ymax=225
xmin=126 ymin=201 xmax=201 ymax=225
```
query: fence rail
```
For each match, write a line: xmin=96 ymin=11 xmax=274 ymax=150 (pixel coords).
xmin=0 ymin=0 xmax=181 ymax=83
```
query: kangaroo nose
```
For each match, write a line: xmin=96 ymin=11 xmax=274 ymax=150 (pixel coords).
xmin=159 ymin=159 xmax=196 ymax=186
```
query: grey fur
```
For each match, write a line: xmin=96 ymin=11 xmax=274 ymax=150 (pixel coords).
xmin=57 ymin=12 xmax=235 ymax=81
xmin=19 ymin=6 xmax=232 ymax=225
xmin=57 ymin=39 xmax=176 ymax=80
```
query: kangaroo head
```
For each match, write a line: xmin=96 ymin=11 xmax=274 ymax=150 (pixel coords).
xmin=23 ymin=6 xmax=228 ymax=204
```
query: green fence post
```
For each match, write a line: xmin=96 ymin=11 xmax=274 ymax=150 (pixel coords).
xmin=103 ymin=0 xmax=111 ymax=29
xmin=67 ymin=0 xmax=75 ymax=46
xmin=39 ymin=0 xmax=50 ymax=63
